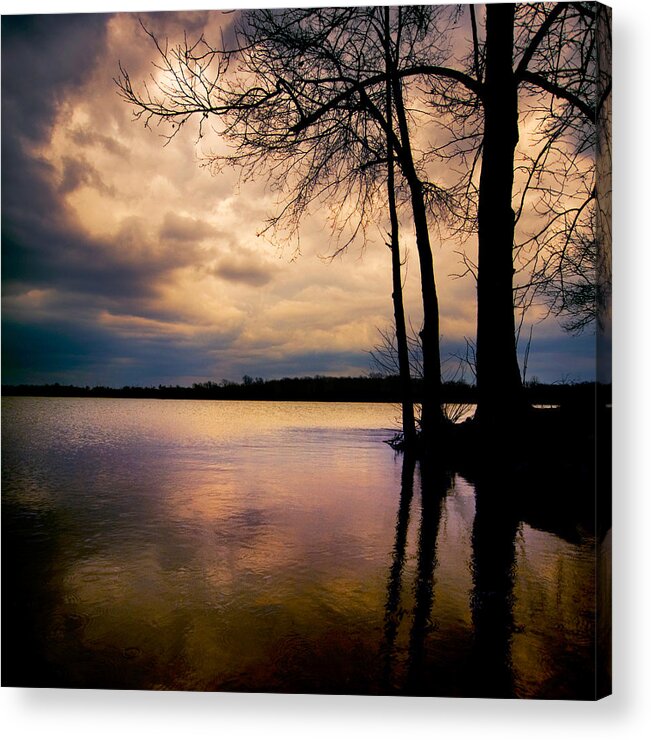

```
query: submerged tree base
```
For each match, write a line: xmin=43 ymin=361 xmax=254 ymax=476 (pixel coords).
xmin=386 ymin=398 xmax=610 ymax=540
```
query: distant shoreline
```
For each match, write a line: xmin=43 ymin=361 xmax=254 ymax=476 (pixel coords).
xmin=2 ymin=377 xmax=609 ymax=408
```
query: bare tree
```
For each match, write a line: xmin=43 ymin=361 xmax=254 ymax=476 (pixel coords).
xmin=370 ymin=324 xmax=423 ymax=382
xmin=116 ymin=6 xmax=452 ymax=439
xmin=514 ymin=4 xmax=611 ymax=337
xmin=116 ymin=3 xmax=609 ymax=439
xmin=417 ymin=2 xmax=608 ymax=427
xmin=383 ymin=5 xmax=416 ymax=446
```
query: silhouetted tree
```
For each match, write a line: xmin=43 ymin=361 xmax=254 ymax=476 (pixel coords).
xmin=423 ymin=3 xmax=608 ymax=426
xmin=116 ymin=6 xmax=452 ymax=438
xmin=383 ymin=5 xmax=415 ymax=445
xmin=116 ymin=4 xmax=608 ymax=437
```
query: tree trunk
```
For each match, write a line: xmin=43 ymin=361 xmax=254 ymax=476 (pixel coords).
xmin=392 ymin=76 xmax=444 ymax=439
xmin=385 ymin=6 xmax=416 ymax=448
xmin=388 ymin=179 xmax=417 ymax=446
xmin=475 ymin=3 xmax=528 ymax=428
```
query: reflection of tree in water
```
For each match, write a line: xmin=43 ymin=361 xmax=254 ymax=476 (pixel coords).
xmin=381 ymin=455 xmax=448 ymax=694
xmin=382 ymin=453 xmax=416 ymax=689
xmin=469 ymin=475 xmax=518 ymax=698
xmin=405 ymin=459 xmax=449 ymax=693
xmin=382 ymin=460 xmax=518 ymax=697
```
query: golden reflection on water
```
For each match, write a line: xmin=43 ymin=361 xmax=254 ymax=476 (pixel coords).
xmin=2 ymin=398 xmax=598 ymax=696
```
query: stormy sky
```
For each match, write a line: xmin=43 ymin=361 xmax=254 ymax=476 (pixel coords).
xmin=1 ymin=5 xmax=598 ymax=387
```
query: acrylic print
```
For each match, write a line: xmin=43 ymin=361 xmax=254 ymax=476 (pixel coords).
xmin=1 ymin=3 xmax=611 ymax=699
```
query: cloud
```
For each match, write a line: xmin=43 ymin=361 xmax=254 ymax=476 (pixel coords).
xmin=59 ymin=155 xmax=116 ymax=196
xmin=214 ymin=253 xmax=277 ymax=287
xmin=1 ymin=312 xmax=242 ymax=387
xmin=1 ymin=12 xmax=416 ymax=386
xmin=1 ymin=14 xmax=110 ymax=143
xmin=1 ymin=10 xmax=595 ymax=387
xmin=68 ymin=127 xmax=130 ymax=158
xmin=159 ymin=212 xmax=215 ymax=242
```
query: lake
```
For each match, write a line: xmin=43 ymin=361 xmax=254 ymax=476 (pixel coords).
xmin=2 ymin=397 xmax=601 ymax=697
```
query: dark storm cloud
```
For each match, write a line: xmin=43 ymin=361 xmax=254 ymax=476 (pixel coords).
xmin=59 ymin=155 xmax=116 ymax=196
xmin=69 ymin=127 xmax=130 ymax=158
xmin=2 ymin=13 xmax=113 ymax=291
xmin=215 ymin=254 xmax=277 ymax=287
xmin=2 ymin=18 xmax=206 ymax=297
xmin=1 ymin=13 xmax=212 ymax=382
xmin=159 ymin=212 xmax=215 ymax=242
xmin=2 ymin=317 xmax=120 ymax=382
xmin=1 ymin=14 xmax=111 ymax=143
xmin=437 ymin=333 xmax=596 ymax=385
xmin=137 ymin=10 xmax=213 ymax=38
xmin=519 ymin=332 xmax=597 ymax=383
xmin=1 ymin=315 xmax=241 ymax=387
xmin=2 ymin=207 xmax=192 ymax=305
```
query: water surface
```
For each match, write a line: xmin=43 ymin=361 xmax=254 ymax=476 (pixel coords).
xmin=2 ymin=397 xmax=597 ymax=696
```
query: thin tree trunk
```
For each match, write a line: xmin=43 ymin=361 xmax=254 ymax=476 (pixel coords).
xmin=384 ymin=6 xmax=416 ymax=448
xmin=391 ymin=74 xmax=444 ymax=439
xmin=475 ymin=3 xmax=528 ymax=428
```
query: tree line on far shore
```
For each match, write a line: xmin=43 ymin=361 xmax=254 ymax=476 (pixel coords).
xmin=2 ymin=376 xmax=607 ymax=407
